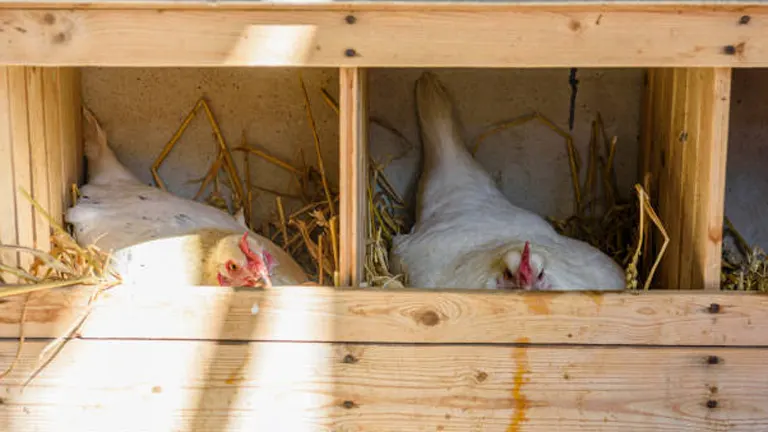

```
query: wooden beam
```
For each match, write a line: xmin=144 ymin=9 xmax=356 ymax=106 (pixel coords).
xmin=0 ymin=286 xmax=766 ymax=345
xmin=0 ymin=6 xmax=768 ymax=67
xmin=645 ymin=68 xmax=731 ymax=290
xmin=1 ymin=340 xmax=766 ymax=431
xmin=338 ymin=68 xmax=367 ymax=286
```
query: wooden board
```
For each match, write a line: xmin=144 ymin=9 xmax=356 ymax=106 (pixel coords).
xmin=0 ymin=6 xmax=767 ymax=67
xmin=0 ymin=340 xmax=765 ymax=431
xmin=644 ymin=68 xmax=731 ymax=291
xmin=0 ymin=68 xmax=20 ymax=278
xmin=339 ymin=68 xmax=368 ymax=286
xmin=0 ymin=66 xmax=82 ymax=278
xmin=0 ymin=287 xmax=766 ymax=345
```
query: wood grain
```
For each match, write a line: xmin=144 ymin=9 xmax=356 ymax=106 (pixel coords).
xmin=26 ymin=66 xmax=52 ymax=251
xmin=0 ymin=7 xmax=767 ymax=67
xmin=0 ymin=68 xmax=20 ymax=278
xmin=646 ymin=68 xmax=731 ymax=290
xmin=0 ymin=340 xmax=765 ymax=431
xmin=7 ymin=67 xmax=34 ymax=269
xmin=339 ymin=67 xmax=367 ymax=286
xmin=0 ymin=287 xmax=765 ymax=345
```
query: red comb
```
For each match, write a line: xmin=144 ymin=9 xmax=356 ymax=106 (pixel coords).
xmin=517 ymin=241 xmax=533 ymax=285
xmin=238 ymin=232 xmax=261 ymax=262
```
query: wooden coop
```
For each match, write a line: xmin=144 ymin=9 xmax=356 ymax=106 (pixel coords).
xmin=0 ymin=2 xmax=768 ymax=431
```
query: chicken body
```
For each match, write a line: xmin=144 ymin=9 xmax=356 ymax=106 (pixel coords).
xmin=66 ymin=108 xmax=308 ymax=287
xmin=390 ymin=73 xmax=625 ymax=291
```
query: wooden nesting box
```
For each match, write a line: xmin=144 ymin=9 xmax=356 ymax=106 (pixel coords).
xmin=0 ymin=2 xmax=767 ymax=431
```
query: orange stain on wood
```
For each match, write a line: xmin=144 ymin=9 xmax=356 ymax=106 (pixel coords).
xmin=585 ymin=291 xmax=604 ymax=311
xmin=523 ymin=293 xmax=550 ymax=315
xmin=507 ymin=337 xmax=530 ymax=432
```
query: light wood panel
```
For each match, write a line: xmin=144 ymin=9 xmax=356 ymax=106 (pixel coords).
xmin=0 ymin=286 xmax=765 ymax=345
xmin=643 ymin=68 xmax=731 ymax=290
xmin=339 ymin=68 xmax=367 ymax=286
xmin=0 ymin=67 xmax=82 ymax=269
xmin=0 ymin=6 xmax=767 ymax=67
xmin=0 ymin=340 xmax=765 ymax=431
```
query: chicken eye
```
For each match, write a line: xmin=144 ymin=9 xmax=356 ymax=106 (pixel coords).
xmin=227 ymin=261 xmax=239 ymax=272
xmin=503 ymin=269 xmax=514 ymax=280
xmin=537 ymin=270 xmax=545 ymax=280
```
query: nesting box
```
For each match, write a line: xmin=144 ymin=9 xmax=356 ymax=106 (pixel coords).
xmin=0 ymin=3 xmax=767 ymax=432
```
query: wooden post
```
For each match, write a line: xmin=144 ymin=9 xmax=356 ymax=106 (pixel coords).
xmin=338 ymin=68 xmax=368 ymax=287
xmin=642 ymin=68 xmax=731 ymax=290
xmin=0 ymin=67 xmax=81 ymax=275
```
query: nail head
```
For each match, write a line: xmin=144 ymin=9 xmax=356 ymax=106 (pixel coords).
xmin=708 ymin=303 xmax=721 ymax=314
xmin=344 ymin=48 xmax=357 ymax=57
xmin=739 ymin=15 xmax=751 ymax=25
xmin=345 ymin=15 xmax=356 ymax=24
xmin=706 ymin=400 xmax=718 ymax=409
xmin=723 ymin=45 xmax=737 ymax=55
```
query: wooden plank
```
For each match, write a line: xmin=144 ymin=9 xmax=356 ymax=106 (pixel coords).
xmin=58 ymin=67 xmax=82 ymax=206
xmin=0 ymin=68 xmax=19 ymax=279
xmin=7 ymin=67 xmax=34 ymax=270
xmin=0 ymin=7 xmax=768 ymax=67
xmin=25 ymin=66 xmax=52 ymax=251
xmin=0 ymin=287 xmax=765 ymax=345
xmin=648 ymin=68 xmax=731 ymax=290
xmin=338 ymin=67 xmax=367 ymax=286
xmin=42 ymin=68 xmax=64 ymax=225
xmin=694 ymin=68 xmax=730 ymax=291
xmin=0 ymin=340 xmax=766 ymax=431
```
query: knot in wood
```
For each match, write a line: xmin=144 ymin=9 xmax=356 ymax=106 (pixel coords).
xmin=342 ymin=354 xmax=358 ymax=364
xmin=415 ymin=309 xmax=441 ymax=327
xmin=342 ymin=400 xmax=358 ymax=409
xmin=345 ymin=15 xmax=357 ymax=24
xmin=739 ymin=15 xmax=751 ymax=25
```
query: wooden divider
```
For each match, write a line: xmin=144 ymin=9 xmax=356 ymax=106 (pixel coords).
xmin=641 ymin=68 xmax=731 ymax=291
xmin=339 ymin=67 xmax=368 ymax=286
xmin=0 ymin=67 xmax=81 ymax=276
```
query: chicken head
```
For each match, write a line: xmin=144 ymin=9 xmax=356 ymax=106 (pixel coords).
xmin=215 ymin=232 xmax=276 ymax=288
xmin=498 ymin=241 xmax=551 ymax=290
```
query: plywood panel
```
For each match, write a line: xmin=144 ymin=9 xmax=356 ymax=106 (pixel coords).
xmin=0 ymin=340 xmax=765 ymax=431
xmin=0 ymin=6 xmax=767 ymax=67
xmin=0 ymin=287 xmax=764 ymax=345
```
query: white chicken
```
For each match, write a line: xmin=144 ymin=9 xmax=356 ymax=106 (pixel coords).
xmin=66 ymin=108 xmax=308 ymax=288
xmin=390 ymin=72 xmax=625 ymax=291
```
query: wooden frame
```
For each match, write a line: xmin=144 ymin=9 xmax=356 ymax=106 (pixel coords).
xmin=0 ymin=2 xmax=765 ymax=431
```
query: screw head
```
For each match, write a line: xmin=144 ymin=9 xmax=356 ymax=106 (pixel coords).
xmin=706 ymin=400 xmax=718 ymax=409
xmin=739 ymin=15 xmax=751 ymax=25
xmin=708 ymin=303 xmax=721 ymax=314
xmin=344 ymin=48 xmax=357 ymax=58
xmin=342 ymin=400 xmax=357 ymax=409
xmin=345 ymin=15 xmax=356 ymax=24
xmin=707 ymin=355 xmax=720 ymax=365
xmin=723 ymin=45 xmax=737 ymax=55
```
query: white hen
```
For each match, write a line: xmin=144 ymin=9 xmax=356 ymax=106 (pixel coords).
xmin=390 ymin=73 xmax=625 ymax=291
xmin=66 ymin=108 xmax=308 ymax=288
